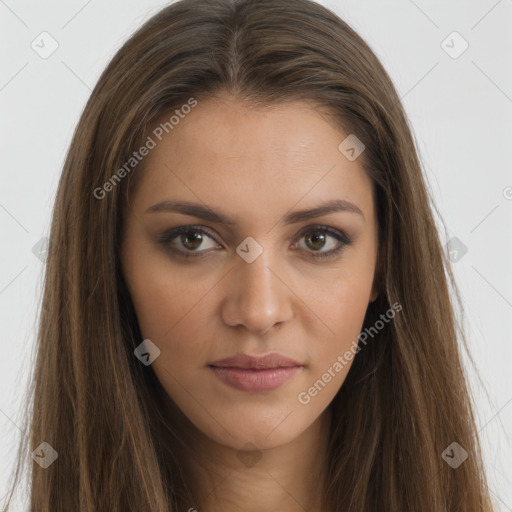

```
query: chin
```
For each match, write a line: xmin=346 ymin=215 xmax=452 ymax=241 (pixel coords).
xmin=193 ymin=401 xmax=322 ymax=452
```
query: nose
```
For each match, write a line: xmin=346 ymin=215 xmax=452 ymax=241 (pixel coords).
xmin=220 ymin=246 xmax=294 ymax=335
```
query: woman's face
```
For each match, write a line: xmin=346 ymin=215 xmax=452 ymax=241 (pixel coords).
xmin=120 ymin=93 xmax=379 ymax=451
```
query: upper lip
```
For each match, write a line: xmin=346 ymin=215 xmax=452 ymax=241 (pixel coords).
xmin=209 ymin=352 xmax=303 ymax=369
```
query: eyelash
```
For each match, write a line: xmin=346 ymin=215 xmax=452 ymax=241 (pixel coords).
xmin=157 ymin=225 xmax=352 ymax=260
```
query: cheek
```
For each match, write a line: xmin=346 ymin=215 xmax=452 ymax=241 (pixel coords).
xmin=123 ymin=240 xmax=198 ymax=335
xmin=303 ymin=255 xmax=375 ymax=385
xmin=311 ymin=249 xmax=375 ymax=327
xmin=126 ymin=237 xmax=376 ymax=362
xmin=124 ymin=254 xmax=219 ymax=367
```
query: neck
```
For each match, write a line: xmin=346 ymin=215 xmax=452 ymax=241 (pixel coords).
xmin=168 ymin=404 xmax=333 ymax=512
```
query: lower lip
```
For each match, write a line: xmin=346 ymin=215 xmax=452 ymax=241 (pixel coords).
xmin=209 ymin=366 xmax=302 ymax=392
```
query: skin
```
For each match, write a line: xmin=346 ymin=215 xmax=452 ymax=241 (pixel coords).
xmin=120 ymin=92 xmax=379 ymax=512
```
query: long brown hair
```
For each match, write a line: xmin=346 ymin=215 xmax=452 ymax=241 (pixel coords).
xmin=3 ymin=0 xmax=495 ymax=510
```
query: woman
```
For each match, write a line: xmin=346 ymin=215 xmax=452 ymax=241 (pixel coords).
xmin=4 ymin=0 xmax=495 ymax=510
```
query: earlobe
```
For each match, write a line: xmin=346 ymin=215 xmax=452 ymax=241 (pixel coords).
xmin=369 ymin=283 xmax=379 ymax=303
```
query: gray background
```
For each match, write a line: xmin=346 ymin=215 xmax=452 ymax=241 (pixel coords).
xmin=1 ymin=0 xmax=511 ymax=509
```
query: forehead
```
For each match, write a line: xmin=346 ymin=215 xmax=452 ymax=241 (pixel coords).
xmin=131 ymin=95 xmax=374 ymax=224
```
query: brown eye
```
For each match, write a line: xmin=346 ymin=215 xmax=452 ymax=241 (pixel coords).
xmin=304 ymin=231 xmax=327 ymax=251
xmin=157 ymin=226 xmax=219 ymax=257
xmin=157 ymin=225 xmax=352 ymax=260
xmin=180 ymin=231 xmax=204 ymax=251
xmin=295 ymin=226 xmax=352 ymax=259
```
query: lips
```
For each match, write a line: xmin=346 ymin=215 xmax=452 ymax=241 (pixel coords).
xmin=208 ymin=352 xmax=304 ymax=392
xmin=208 ymin=352 xmax=302 ymax=370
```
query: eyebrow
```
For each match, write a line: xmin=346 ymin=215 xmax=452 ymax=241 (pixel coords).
xmin=144 ymin=198 xmax=364 ymax=224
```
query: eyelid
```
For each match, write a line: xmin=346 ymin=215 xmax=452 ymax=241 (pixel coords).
xmin=156 ymin=225 xmax=220 ymax=253
xmin=157 ymin=224 xmax=352 ymax=259
xmin=295 ymin=224 xmax=352 ymax=246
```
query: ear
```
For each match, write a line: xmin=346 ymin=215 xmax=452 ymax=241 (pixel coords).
xmin=369 ymin=282 xmax=379 ymax=303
